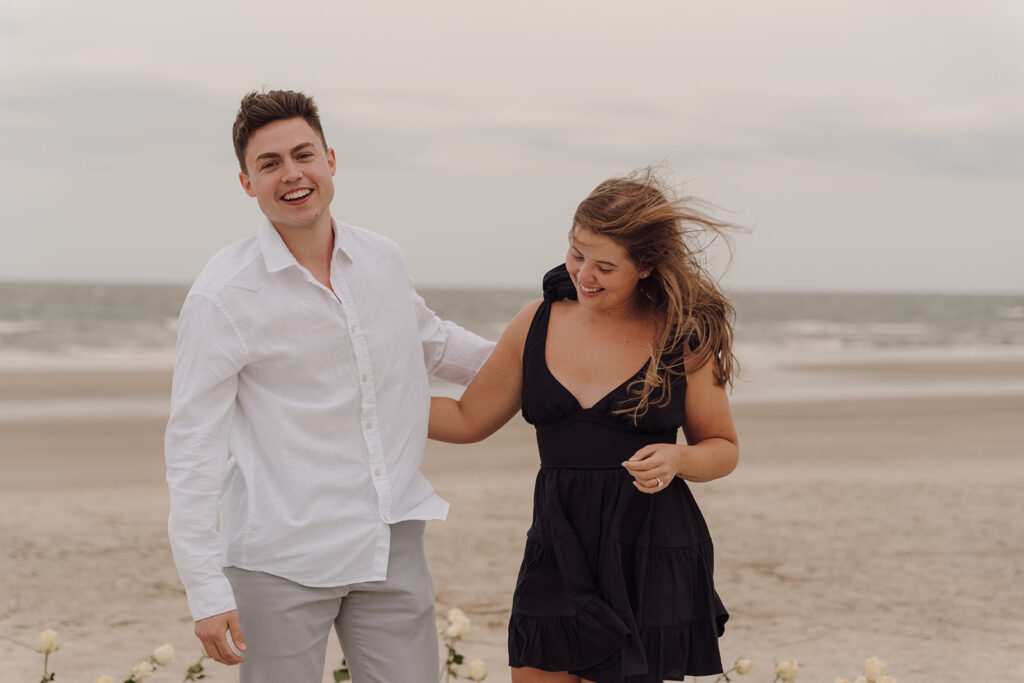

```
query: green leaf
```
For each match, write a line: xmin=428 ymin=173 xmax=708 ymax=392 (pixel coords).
xmin=453 ymin=654 xmax=464 ymax=665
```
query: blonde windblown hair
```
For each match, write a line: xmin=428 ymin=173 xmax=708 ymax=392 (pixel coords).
xmin=571 ymin=168 xmax=738 ymax=419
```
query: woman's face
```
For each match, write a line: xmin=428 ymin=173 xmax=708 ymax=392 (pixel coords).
xmin=565 ymin=227 xmax=645 ymax=312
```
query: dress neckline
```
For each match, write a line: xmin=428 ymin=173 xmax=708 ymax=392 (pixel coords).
xmin=540 ymin=300 xmax=650 ymax=413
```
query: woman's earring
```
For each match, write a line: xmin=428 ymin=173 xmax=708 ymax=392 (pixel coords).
xmin=640 ymin=272 xmax=649 ymax=278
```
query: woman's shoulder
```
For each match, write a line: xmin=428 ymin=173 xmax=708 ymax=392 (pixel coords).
xmin=514 ymin=298 xmax=544 ymax=323
xmin=496 ymin=299 xmax=544 ymax=350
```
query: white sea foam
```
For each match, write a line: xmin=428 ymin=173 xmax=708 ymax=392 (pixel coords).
xmin=0 ymin=347 xmax=176 ymax=371
xmin=0 ymin=396 xmax=170 ymax=422
xmin=995 ymin=305 xmax=1024 ymax=320
xmin=0 ymin=319 xmax=42 ymax=335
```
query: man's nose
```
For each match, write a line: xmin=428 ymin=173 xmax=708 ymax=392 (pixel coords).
xmin=281 ymin=159 xmax=303 ymax=182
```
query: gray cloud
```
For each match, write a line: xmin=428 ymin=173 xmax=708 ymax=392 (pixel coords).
xmin=0 ymin=71 xmax=234 ymax=171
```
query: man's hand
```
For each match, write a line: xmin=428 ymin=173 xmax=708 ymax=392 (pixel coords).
xmin=195 ymin=610 xmax=247 ymax=665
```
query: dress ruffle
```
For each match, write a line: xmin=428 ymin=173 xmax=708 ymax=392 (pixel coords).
xmin=508 ymin=595 xmax=633 ymax=674
xmin=509 ymin=467 xmax=728 ymax=682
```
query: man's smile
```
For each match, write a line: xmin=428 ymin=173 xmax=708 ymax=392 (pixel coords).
xmin=281 ymin=188 xmax=313 ymax=203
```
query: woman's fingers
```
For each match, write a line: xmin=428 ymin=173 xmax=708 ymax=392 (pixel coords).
xmin=624 ymin=444 xmax=673 ymax=492
xmin=632 ymin=477 xmax=669 ymax=495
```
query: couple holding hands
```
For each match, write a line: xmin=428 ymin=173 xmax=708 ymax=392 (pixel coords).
xmin=165 ymin=89 xmax=738 ymax=683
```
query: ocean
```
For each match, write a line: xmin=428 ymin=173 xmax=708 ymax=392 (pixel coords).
xmin=2 ymin=282 xmax=1023 ymax=419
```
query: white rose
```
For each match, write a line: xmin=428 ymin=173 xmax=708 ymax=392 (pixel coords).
xmin=131 ymin=660 xmax=154 ymax=681
xmin=151 ymin=643 xmax=175 ymax=666
xmin=446 ymin=607 xmax=467 ymax=623
xmin=775 ymin=659 xmax=799 ymax=682
xmin=735 ymin=658 xmax=754 ymax=675
xmin=467 ymin=658 xmax=487 ymax=681
xmin=94 ymin=677 xmax=114 ymax=683
xmin=864 ymin=657 xmax=887 ymax=683
xmin=35 ymin=629 xmax=59 ymax=654
xmin=444 ymin=615 xmax=471 ymax=639
xmin=854 ymin=677 xmax=868 ymax=683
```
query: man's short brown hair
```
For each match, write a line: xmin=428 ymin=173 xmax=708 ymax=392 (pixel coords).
xmin=232 ymin=90 xmax=328 ymax=173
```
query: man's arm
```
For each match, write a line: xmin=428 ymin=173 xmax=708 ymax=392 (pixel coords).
xmin=410 ymin=281 xmax=496 ymax=385
xmin=165 ymin=292 xmax=248 ymax=664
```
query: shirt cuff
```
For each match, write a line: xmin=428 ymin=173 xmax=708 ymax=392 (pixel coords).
xmin=186 ymin=574 xmax=238 ymax=621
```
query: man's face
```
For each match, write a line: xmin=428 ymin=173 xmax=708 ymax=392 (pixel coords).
xmin=239 ymin=117 xmax=336 ymax=233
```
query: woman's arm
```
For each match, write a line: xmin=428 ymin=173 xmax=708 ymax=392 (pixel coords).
xmin=428 ymin=300 xmax=542 ymax=444
xmin=622 ymin=354 xmax=739 ymax=492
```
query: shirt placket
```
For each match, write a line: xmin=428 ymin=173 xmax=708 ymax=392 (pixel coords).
xmin=329 ymin=265 xmax=393 ymax=524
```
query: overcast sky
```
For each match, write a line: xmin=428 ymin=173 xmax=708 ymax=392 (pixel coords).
xmin=2 ymin=0 xmax=1022 ymax=292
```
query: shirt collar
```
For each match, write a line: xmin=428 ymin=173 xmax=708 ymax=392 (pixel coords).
xmin=258 ymin=218 xmax=354 ymax=274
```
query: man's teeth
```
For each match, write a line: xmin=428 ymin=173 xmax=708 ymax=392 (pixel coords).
xmin=283 ymin=189 xmax=312 ymax=200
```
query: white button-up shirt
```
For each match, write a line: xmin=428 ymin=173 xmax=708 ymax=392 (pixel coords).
xmin=165 ymin=218 xmax=493 ymax=620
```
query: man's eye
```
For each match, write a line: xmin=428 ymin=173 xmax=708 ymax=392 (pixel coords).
xmin=261 ymin=161 xmax=277 ymax=170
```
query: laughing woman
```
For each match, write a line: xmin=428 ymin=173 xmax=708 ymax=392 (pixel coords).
xmin=429 ymin=169 xmax=739 ymax=683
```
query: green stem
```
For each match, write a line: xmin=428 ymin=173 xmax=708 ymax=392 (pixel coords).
xmin=441 ymin=648 xmax=450 ymax=683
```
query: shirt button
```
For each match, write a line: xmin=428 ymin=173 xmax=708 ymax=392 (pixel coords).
xmin=374 ymin=469 xmax=381 ymax=477
xmin=366 ymin=421 xmax=373 ymax=429
xmin=350 ymin=325 xmax=357 ymax=334
xmin=361 ymin=374 xmax=367 ymax=382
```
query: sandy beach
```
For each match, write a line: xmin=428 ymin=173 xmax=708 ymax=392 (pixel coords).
xmin=2 ymin=364 xmax=1023 ymax=683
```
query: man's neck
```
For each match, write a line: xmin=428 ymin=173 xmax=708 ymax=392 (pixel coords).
xmin=273 ymin=216 xmax=335 ymax=290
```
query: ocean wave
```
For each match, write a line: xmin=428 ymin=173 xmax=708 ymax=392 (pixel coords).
xmin=995 ymin=306 xmax=1024 ymax=320
xmin=0 ymin=319 xmax=42 ymax=335
xmin=0 ymin=396 xmax=170 ymax=422
xmin=0 ymin=347 xmax=176 ymax=371
xmin=779 ymin=319 xmax=932 ymax=338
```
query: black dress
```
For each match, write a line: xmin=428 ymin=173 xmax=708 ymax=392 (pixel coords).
xmin=507 ymin=266 xmax=728 ymax=683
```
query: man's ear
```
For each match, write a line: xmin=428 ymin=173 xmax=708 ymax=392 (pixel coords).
xmin=239 ymin=171 xmax=256 ymax=197
xmin=327 ymin=148 xmax=336 ymax=177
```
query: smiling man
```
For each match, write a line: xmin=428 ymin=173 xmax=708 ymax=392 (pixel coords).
xmin=164 ymin=90 xmax=493 ymax=683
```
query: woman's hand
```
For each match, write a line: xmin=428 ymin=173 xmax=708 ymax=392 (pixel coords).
xmin=620 ymin=349 xmax=740 ymax=494
xmin=622 ymin=443 xmax=690 ymax=494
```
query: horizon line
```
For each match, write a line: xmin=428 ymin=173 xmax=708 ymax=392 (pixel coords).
xmin=1 ymin=278 xmax=1022 ymax=298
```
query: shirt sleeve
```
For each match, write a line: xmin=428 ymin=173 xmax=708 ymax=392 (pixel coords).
xmin=164 ymin=292 xmax=247 ymax=620
xmin=410 ymin=279 xmax=495 ymax=386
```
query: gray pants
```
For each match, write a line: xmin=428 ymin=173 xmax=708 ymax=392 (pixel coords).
xmin=224 ymin=521 xmax=439 ymax=683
